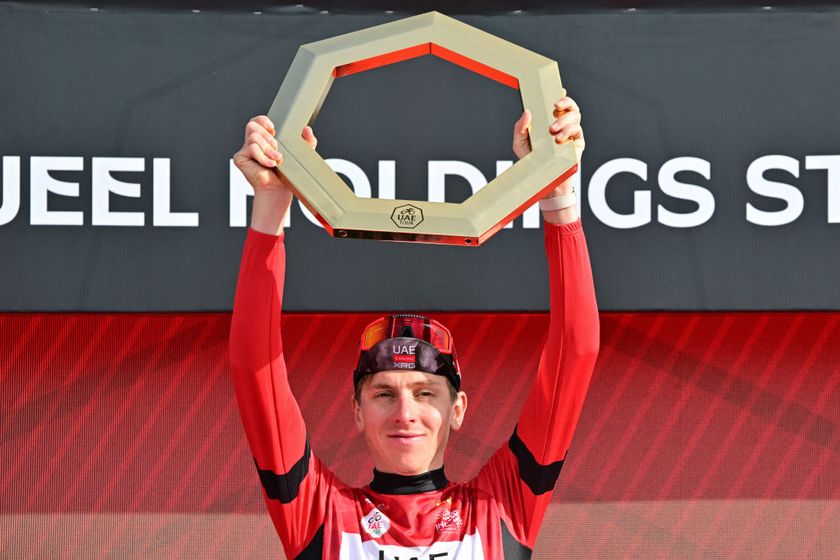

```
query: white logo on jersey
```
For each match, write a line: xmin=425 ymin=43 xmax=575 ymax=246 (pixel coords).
xmin=339 ymin=532 xmax=485 ymax=559
xmin=435 ymin=507 xmax=463 ymax=534
xmin=361 ymin=507 xmax=391 ymax=538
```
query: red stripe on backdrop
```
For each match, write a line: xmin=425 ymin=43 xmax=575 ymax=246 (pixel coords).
xmin=797 ymin=418 xmax=840 ymax=559
xmin=1 ymin=312 xmax=838 ymax=559
xmin=619 ymin=315 xmax=709 ymax=502
xmin=60 ymin=318 xmax=188 ymax=560
xmin=765 ymin=358 xmax=840 ymax=560
xmin=0 ymin=315 xmax=42 ymax=386
xmin=3 ymin=315 xmax=78 ymax=466
xmin=654 ymin=315 xmax=771 ymax=503
xmin=555 ymin=314 xmax=668 ymax=553
xmin=95 ymin=320 xmax=221 ymax=558
xmin=587 ymin=315 xmax=702 ymax=559
xmin=2 ymin=316 xmax=95 ymax=495
xmin=621 ymin=315 xmax=737 ymax=559
xmin=723 ymin=316 xmax=837 ymax=556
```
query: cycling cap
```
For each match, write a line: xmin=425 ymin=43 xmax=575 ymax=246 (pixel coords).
xmin=353 ymin=314 xmax=461 ymax=391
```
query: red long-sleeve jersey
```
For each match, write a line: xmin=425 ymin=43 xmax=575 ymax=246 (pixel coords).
xmin=229 ymin=219 xmax=599 ymax=559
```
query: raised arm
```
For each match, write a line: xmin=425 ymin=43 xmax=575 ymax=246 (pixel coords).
xmin=515 ymin=95 xmax=596 ymax=469
xmin=229 ymin=117 xmax=332 ymax=557
xmin=472 ymin=97 xmax=599 ymax=550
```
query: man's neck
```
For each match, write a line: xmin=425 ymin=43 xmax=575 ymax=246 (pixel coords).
xmin=369 ymin=467 xmax=449 ymax=495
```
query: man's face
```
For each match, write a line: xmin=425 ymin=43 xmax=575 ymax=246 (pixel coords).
xmin=352 ymin=370 xmax=467 ymax=476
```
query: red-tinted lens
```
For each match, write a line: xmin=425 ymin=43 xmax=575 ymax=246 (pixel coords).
xmin=359 ymin=315 xmax=453 ymax=354
xmin=426 ymin=321 xmax=453 ymax=354
xmin=360 ymin=317 xmax=391 ymax=351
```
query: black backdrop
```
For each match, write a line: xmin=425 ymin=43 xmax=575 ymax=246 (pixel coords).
xmin=2 ymin=2 xmax=839 ymax=311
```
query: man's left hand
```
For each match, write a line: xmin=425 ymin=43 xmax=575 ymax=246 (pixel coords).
xmin=512 ymin=96 xmax=584 ymax=163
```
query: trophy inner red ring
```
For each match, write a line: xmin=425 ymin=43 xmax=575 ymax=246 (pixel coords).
xmin=332 ymin=43 xmax=520 ymax=90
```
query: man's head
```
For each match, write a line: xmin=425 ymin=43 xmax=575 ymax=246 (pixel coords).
xmin=351 ymin=314 xmax=467 ymax=475
xmin=352 ymin=369 xmax=467 ymax=476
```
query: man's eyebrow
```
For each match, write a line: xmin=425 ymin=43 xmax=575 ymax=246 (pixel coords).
xmin=366 ymin=380 xmax=442 ymax=391
xmin=367 ymin=382 xmax=396 ymax=390
xmin=410 ymin=380 xmax=441 ymax=389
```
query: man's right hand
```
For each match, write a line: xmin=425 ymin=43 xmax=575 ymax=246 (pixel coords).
xmin=233 ymin=116 xmax=318 ymax=193
xmin=233 ymin=116 xmax=317 ymax=234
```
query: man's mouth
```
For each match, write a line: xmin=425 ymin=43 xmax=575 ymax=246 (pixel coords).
xmin=387 ymin=433 xmax=424 ymax=442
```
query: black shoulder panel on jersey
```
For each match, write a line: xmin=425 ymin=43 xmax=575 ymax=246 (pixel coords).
xmin=501 ymin=519 xmax=533 ymax=559
xmin=508 ymin=427 xmax=565 ymax=496
xmin=294 ymin=524 xmax=324 ymax=560
xmin=254 ymin=437 xmax=311 ymax=504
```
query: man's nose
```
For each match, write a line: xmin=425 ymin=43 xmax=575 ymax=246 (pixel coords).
xmin=393 ymin=393 xmax=417 ymax=423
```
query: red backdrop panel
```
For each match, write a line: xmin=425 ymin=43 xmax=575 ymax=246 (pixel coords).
xmin=1 ymin=312 xmax=838 ymax=558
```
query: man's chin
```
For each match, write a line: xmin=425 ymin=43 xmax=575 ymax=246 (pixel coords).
xmin=384 ymin=456 xmax=433 ymax=476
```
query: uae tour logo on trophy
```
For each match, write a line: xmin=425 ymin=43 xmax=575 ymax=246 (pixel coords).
xmin=391 ymin=204 xmax=424 ymax=229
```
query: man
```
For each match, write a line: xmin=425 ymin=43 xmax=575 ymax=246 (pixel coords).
xmin=230 ymin=96 xmax=599 ymax=558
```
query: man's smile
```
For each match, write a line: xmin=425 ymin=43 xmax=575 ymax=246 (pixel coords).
xmin=387 ymin=433 xmax=425 ymax=444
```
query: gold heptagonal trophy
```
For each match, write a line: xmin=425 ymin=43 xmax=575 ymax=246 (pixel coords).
xmin=268 ymin=11 xmax=577 ymax=246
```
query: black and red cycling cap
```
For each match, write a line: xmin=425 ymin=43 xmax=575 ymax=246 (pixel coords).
xmin=353 ymin=314 xmax=462 ymax=392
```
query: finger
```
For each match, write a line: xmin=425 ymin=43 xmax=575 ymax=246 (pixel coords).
xmin=301 ymin=126 xmax=318 ymax=149
xmin=549 ymin=111 xmax=581 ymax=133
xmin=554 ymin=124 xmax=584 ymax=143
xmin=246 ymin=121 xmax=278 ymax=147
xmin=246 ymin=132 xmax=277 ymax=158
xmin=249 ymin=142 xmax=281 ymax=168
xmin=553 ymin=96 xmax=579 ymax=114
xmin=249 ymin=115 xmax=275 ymax=135
xmin=514 ymin=109 xmax=532 ymax=136
xmin=232 ymin=147 xmax=249 ymax=168
xmin=245 ymin=116 xmax=276 ymax=146
xmin=554 ymin=124 xmax=583 ymax=143
xmin=245 ymin=127 xmax=277 ymax=155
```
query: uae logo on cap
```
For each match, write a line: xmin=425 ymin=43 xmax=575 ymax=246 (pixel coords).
xmin=392 ymin=343 xmax=417 ymax=369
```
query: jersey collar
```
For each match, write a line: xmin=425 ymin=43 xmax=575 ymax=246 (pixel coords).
xmin=370 ymin=467 xmax=449 ymax=495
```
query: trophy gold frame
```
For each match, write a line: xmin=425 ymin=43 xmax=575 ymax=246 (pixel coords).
xmin=267 ymin=11 xmax=577 ymax=246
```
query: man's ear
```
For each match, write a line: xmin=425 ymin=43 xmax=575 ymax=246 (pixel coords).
xmin=352 ymin=395 xmax=364 ymax=432
xmin=450 ymin=391 xmax=468 ymax=431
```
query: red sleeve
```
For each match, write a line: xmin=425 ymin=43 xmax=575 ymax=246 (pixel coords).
xmin=229 ymin=228 xmax=335 ymax=558
xmin=470 ymin=218 xmax=600 ymax=549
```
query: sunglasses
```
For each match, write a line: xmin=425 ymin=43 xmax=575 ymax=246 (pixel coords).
xmin=359 ymin=314 xmax=454 ymax=355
